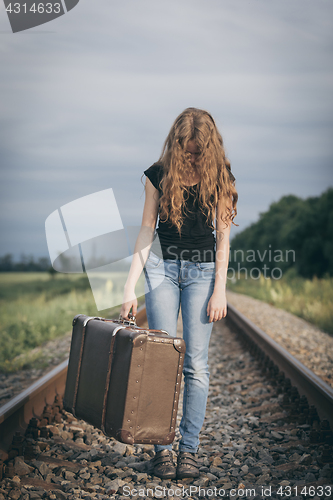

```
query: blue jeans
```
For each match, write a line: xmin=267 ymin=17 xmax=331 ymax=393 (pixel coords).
xmin=144 ymin=251 xmax=215 ymax=453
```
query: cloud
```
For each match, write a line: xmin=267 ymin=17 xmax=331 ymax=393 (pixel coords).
xmin=0 ymin=0 xmax=332 ymax=257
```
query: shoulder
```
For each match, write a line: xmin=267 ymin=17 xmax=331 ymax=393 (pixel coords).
xmin=144 ymin=163 xmax=164 ymax=193
xmin=144 ymin=163 xmax=163 ymax=178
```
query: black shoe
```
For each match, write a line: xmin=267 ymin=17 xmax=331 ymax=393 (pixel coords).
xmin=176 ymin=451 xmax=200 ymax=479
xmin=151 ymin=450 xmax=176 ymax=479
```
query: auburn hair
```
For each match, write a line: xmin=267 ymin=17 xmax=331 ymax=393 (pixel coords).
xmin=154 ymin=107 xmax=238 ymax=235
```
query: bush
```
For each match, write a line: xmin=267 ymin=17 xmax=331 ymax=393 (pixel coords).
xmin=229 ymin=188 xmax=333 ymax=279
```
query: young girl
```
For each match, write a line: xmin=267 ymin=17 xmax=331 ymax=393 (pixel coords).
xmin=120 ymin=107 xmax=238 ymax=480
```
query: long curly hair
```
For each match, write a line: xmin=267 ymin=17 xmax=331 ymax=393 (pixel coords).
xmin=157 ymin=107 xmax=238 ymax=235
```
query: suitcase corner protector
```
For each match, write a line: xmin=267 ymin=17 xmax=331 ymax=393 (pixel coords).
xmin=161 ymin=431 xmax=175 ymax=445
xmin=173 ymin=339 xmax=186 ymax=353
xmin=116 ymin=429 xmax=135 ymax=444
xmin=72 ymin=314 xmax=83 ymax=326
xmin=132 ymin=334 xmax=148 ymax=347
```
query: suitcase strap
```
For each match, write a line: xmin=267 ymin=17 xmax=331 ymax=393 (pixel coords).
xmin=100 ymin=324 xmax=126 ymax=434
xmin=72 ymin=316 xmax=102 ymax=417
xmin=72 ymin=316 xmax=126 ymax=424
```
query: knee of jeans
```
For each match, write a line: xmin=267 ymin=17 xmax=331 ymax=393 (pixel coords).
xmin=183 ymin=363 xmax=210 ymax=381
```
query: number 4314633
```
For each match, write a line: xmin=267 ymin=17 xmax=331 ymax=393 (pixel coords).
xmin=5 ymin=3 xmax=61 ymax=14
xmin=277 ymin=485 xmax=332 ymax=496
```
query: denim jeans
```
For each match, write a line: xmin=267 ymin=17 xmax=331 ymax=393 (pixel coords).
xmin=144 ymin=251 xmax=215 ymax=453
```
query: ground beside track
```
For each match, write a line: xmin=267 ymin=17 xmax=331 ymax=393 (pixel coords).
xmin=1 ymin=318 xmax=332 ymax=499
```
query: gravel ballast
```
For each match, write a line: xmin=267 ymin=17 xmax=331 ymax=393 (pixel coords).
xmin=227 ymin=291 xmax=333 ymax=389
xmin=1 ymin=311 xmax=332 ymax=499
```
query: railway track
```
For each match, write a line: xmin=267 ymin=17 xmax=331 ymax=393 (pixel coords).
xmin=227 ymin=304 xmax=333 ymax=428
xmin=0 ymin=304 xmax=332 ymax=499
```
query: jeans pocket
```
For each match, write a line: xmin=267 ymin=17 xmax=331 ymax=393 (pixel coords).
xmin=196 ymin=262 xmax=215 ymax=272
xmin=145 ymin=251 xmax=163 ymax=269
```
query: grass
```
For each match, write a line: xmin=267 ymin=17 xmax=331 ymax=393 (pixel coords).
xmin=227 ymin=268 xmax=333 ymax=335
xmin=0 ymin=272 xmax=145 ymax=373
xmin=3 ymin=268 xmax=331 ymax=373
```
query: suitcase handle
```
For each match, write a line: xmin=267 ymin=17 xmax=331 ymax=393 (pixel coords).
xmin=121 ymin=325 xmax=170 ymax=336
xmin=117 ymin=315 xmax=170 ymax=337
xmin=146 ymin=328 xmax=170 ymax=336
xmin=101 ymin=317 xmax=170 ymax=338
xmin=118 ymin=314 xmax=137 ymax=326
xmin=75 ymin=314 xmax=170 ymax=336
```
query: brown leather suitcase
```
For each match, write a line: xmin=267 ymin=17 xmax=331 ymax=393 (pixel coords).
xmin=63 ymin=314 xmax=185 ymax=445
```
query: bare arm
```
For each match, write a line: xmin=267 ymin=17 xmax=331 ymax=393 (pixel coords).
xmin=120 ymin=177 xmax=159 ymax=319
xmin=206 ymin=197 xmax=231 ymax=322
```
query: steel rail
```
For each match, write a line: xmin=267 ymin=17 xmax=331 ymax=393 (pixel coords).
xmin=227 ymin=302 xmax=333 ymax=427
xmin=0 ymin=360 xmax=68 ymax=454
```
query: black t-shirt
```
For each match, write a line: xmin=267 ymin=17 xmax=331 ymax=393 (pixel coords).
xmin=144 ymin=164 xmax=215 ymax=262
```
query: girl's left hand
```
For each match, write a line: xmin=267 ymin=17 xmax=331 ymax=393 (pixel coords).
xmin=207 ymin=289 xmax=227 ymax=323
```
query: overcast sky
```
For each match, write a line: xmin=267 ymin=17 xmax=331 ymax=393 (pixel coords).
xmin=1 ymin=0 xmax=332 ymax=260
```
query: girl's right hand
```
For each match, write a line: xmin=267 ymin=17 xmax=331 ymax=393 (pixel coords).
xmin=120 ymin=289 xmax=137 ymax=320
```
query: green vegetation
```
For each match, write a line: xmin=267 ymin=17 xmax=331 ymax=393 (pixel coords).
xmin=230 ymin=188 xmax=333 ymax=279
xmin=228 ymin=187 xmax=333 ymax=334
xmin=0 ymin=273 xmax=145 ymax=373
xmin=0 ymin=254 xmax=50 ymax=272
xmin=227 ymin=270 xmax=333 ymax=335
xmin=2 ymin=188 xmax=332 ymax=372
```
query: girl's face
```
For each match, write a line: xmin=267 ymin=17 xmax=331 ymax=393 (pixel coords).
xmin=186 ymin=140 xmax=200 ymax=166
